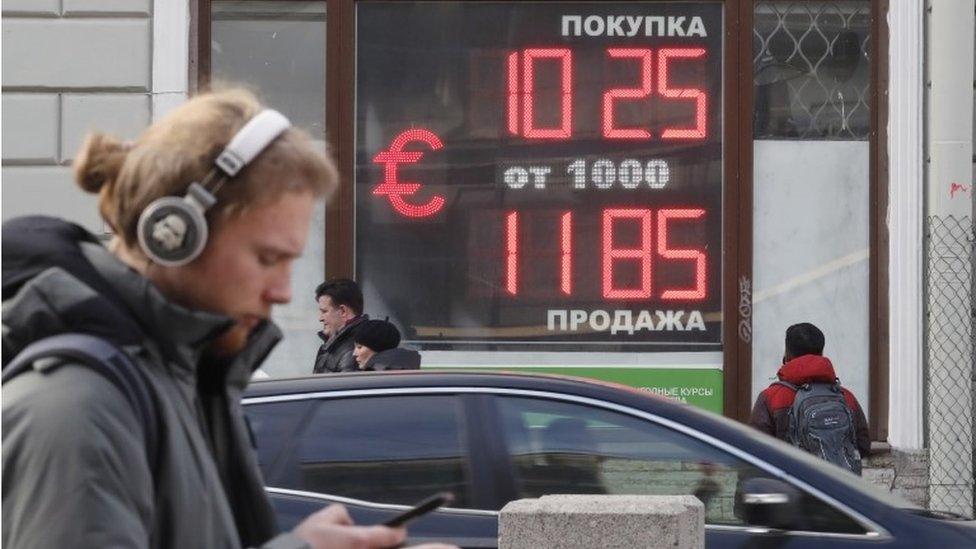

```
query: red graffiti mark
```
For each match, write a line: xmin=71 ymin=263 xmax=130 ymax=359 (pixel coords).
xmin=950 ymin=182 xmax=971 ymax=198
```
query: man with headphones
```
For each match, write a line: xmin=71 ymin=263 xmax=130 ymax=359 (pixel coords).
xmin=2 ymin=90 xmax=454 ymax=549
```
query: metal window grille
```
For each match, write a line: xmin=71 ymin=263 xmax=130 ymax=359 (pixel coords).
xmin=753 ymin=1 xmax=871 ymax=140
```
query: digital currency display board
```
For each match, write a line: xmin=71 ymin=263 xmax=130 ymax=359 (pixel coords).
xmin=356 ymin=2 xmax=724 ymax=349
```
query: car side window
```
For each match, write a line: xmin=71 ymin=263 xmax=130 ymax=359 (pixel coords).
xmin=278 ymin=395 xmax=472 ymax=507
xmin=244 ymin=400 xmax=314 ymax=474
xmin=496 ymin=396 xmax=866 ymax=534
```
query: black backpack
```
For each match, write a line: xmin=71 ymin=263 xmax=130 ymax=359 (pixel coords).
xmin=2 ymin=333 xmax=160 ymax=471
xmin=775 ymin=379 xmax=862 ymax=475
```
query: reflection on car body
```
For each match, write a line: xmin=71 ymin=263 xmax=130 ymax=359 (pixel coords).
xmin=244 ymin=371 xmax=975 ymax=548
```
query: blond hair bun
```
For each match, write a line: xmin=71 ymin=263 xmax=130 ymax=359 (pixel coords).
xmin=73 ymin=132 xmax=129 ymax=193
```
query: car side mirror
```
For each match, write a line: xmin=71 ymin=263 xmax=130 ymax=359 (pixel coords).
xmin=735 ymin=478 xmax=801 ymax=530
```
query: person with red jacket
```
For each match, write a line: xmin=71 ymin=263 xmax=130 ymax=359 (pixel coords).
xmin=750 ymin=322 xmax=871 ymax=458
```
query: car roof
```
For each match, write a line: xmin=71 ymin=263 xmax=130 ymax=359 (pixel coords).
xmin=244 ymin=369 xmax=729 ymax=437
xmin=246 ymin=369 xmax=663 ymax=403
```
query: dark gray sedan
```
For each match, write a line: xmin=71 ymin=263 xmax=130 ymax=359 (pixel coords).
xmin=244 ymin=371 xmax=975 ymax=547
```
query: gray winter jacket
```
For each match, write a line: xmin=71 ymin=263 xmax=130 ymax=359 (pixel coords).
xmin=1 ymin=217 xmax=307 ymax=549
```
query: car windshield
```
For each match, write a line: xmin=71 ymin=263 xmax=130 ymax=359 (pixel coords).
xmin=688 ymin=404 xmax=922 ymax=510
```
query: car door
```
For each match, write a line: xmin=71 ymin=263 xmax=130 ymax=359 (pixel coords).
xmin=245 ymin=392 xmax=498 ymax=548
xmin=488 ymin=393 xmax=889 ymax=548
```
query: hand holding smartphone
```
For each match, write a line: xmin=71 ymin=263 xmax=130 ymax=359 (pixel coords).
xmin=382 ymin=492 xmax=454 ymax=527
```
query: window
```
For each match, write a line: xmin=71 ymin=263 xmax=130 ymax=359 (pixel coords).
xmin=210 ymin=0 xmax=328 ymax=377
xmin=751 ymin=1 xmax=873 ymax=415
xmin=245 ymin=400 xmax=314 ymax=472
xmin=496 ymin=396 xmax=865 ymax=533
xmin=211 ymin=1 xmax=327 ymax=140
xmin=753 ymin=1 xmax=871 ymax=140
xmin=278 ymin=395 xmax=472 ymax=507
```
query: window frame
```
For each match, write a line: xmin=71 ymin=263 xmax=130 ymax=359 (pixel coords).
xmin=195 ymin=0 xmax=888 ymax=437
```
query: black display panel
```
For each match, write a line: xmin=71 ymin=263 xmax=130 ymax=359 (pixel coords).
xmin=356 ymin=2 xmax=724 ymax=349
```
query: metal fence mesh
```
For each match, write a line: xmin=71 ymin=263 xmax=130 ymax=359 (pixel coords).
xmin=925 ymin=215 xmax=976 ymax=518
xmin=753 ymin=1 xmax=871 ymax=140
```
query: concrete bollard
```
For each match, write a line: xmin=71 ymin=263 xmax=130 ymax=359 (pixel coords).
xmin=499 ymin=495 xmax=704 ymax=549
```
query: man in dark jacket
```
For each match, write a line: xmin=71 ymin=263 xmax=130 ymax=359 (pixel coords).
xmin=313 ymin=278 xmax=368 ymax=373
xmin=749 ymin=323 xmax=871 ymax=458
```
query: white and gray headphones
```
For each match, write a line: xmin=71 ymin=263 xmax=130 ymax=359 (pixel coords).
xmin=136 ymin=109 xmax=291 ymax=266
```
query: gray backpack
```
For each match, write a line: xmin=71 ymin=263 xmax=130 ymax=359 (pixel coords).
xmin=776 ymin=379 xmax=862 ymax=475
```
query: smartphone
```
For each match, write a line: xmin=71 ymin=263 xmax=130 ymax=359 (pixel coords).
xmin=382 ymin=492 xmax=454 ymax=527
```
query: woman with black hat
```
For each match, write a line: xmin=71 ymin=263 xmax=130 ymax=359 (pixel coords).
xmin=352 ymin=319 xmax=421 ymax=371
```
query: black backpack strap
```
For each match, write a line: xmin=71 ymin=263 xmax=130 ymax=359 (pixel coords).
xmin=771 ymin=380 xmax=801 ymax=444
xmin=3 ymin=334 xmax=159 ymax=475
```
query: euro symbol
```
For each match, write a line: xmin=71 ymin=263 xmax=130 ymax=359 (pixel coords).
xmin=372 ymin=129 xmax=446 ymax=218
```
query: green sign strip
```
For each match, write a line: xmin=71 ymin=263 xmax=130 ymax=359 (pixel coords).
xmin=435 ymin=366 xmax=724 ymax=414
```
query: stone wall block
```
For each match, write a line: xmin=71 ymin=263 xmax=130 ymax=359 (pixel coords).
xmin=499 ymin=495 xmax=704 ymax=549
xmin=61 ymin=94 xmax=150 ymax=162
xmin=864 ymin=444 xmax=896 ymax=469
xmin=63 ymin=0 xmax=151 ymax=16
xmin=892 ymin=487 xmax=929 ymax=508
xmin=1 ymin=167 xmax=103 ymax=233
xmin=862 ymin=467 xmax=895 ymax=491
xmin=2 ymin=0 xmax=60 ymax=15
xmin=3 ymin=19 xmax=150 ymax=89
xmin=893 ymin=474 xmax=932 ymax=489
xmin=3 ymin=94 xmax=60 ymax=163
xmin=894 ymin=449 xmax=930 ymax=477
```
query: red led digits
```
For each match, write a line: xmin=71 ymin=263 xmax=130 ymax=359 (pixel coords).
xmin=659 ymin=48 xmax=707 ymax=140
xmin=372 ymin=129 xmax=446 ymax=218
xmin=507 ymin=52 xmax=520 ymax=135
xmin=507 ymin=48 xmax=573 ymax=139
xmin=500 ymin=208 xmax=708 ymax=300
xmin=496 ymin=47 xmax=712 ymax=300
xmin=560 ymin=211 xmax=573 ymax=295
xmin=658 ymin=208 xmax=706 ymax=300
xmin=603 ymin=48 xmax=653 ymax=139
xmin=506 ymin=211 xmax=519 ymax=295
xmin=505 ymin=46 xmax=708 ymax=141
xmin=602 ymin=209 xmax=653 ymax=299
